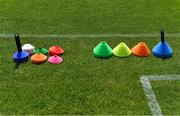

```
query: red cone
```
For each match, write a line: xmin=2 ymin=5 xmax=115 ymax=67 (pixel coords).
xmin=49 ymin=45 xmax=64 ymax=56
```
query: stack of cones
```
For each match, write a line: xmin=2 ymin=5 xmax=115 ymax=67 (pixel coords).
xmin=31 ymin=46 xmax=64 ymax=64
xmin=31 ymin=48 xmax=48 ymax=64
xmin=48 ymin=45 xmax=64 ymax=64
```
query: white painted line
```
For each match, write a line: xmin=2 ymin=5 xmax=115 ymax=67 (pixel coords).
xmin=147 ymin=75 xmax=180 ymax=81
xmin=1 ymin=33 xmax=180 ymax=38
xmin=140 ymin=76 xmax=163 ymax=116
xmin=140 ymin=75 xmax=180 ymax=116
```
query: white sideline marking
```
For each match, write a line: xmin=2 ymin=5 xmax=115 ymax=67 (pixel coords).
xmin=140 ymin=75 xmax=180 ymax=116
xmin=1 ymin=33 xmax=180 ymax=38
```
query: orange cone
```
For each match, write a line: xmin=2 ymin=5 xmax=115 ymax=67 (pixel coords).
xmin=31 ymin=53 xmax=47 ymax=64
xmin=131 ymin=42 xmax=151 ymax=57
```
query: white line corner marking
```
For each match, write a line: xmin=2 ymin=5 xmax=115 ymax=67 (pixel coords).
xmin=140 ymin=75 xmax=180 ymax=116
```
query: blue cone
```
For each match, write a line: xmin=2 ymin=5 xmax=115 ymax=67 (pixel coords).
xmin=13 ymin=51 xmax=29 ymax=62
xmin=152 ymin=30 xmax=173 ymax=58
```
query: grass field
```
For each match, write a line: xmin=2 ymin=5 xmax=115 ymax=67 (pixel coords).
xmin=0 ymin=0 xmax=180 ymax=115
xmin=152 ymin=80 xmax=180 ymax=115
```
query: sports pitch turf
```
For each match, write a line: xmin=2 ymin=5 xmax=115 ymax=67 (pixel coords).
xmin=152 ymin=80 xmax=180 ymax=115
xmin=0 ymin=0 xmax=180 ymax=115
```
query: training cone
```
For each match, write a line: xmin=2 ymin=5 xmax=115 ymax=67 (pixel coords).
xmin=93 ymin=41 xmax=113 ymax=58
xmin=48 ymin=55 xmax=63 ymax=64
xmin=31 ymin=53 xmax=47 ymax=64
xmin=152 ymin=30 xmax=173 ymax=58
xmin=49 ymin=45 xmax=64 ymax=56
xmin=131 ymin=42 xmax=151 ymax=57
xmin=22 ymin=44 xmax=35 ymax=55
xmin=13 ymin=52 xmax=29 ymax=63
xmin=34 ymin=48 xmax=48 ymax=55
xmin=13 ymin=33 xmax=29 ymax=63
xmin=113 ymin=42 xmax=131 ymax=57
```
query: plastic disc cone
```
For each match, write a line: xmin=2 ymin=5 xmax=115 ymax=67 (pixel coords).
xmin=49 ymin=45 xmax=64 ymax=56
xmin=13 ymin=51 xmax=29 ymax=63
xmin=93 ymin=41 xmax=113 ymax=58
xmin=152 ymin=30 xmax=173 ymax=58
xmin=131 ymin=42 xmax=151 ymax=57
xmin=31 ymin=53 xmax=47 ymax=64
xmin=48 ymin=55 xmax=63 ymax=64
xmin=153 ymin=42 xmax=173 ymax=58
xmin=113 ymin=42 xmax=131 ymax=57
xmin=22 ymin=44 xmax=35 ymax=55
xmin=34 ymin=48 xmax=48 ymax=55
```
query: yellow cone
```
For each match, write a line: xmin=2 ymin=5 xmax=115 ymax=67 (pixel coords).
xmin=113 ymin=42 xmax=131 ymax=57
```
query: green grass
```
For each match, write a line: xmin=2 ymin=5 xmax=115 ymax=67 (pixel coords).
xmin=1 ymin=0 xmax=180 ymax=34
xmin=152 ymin=80 xmax=180 ymax=115
xmin=0 ymin=37 xmax=180 ymax=114
xmin=0 ymin=0 xmax=180 ymax=115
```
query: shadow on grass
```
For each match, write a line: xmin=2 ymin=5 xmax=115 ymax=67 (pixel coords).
xmin=14 ymin=61 xmax=28 ymax=69
xmin=14 ymin=62 xmax=21 ymax=69
xmin=161 ymin=56 xmax=173 ymax=60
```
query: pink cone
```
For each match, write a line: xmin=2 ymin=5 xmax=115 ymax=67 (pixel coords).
xmin=48 ymin=55 xmax=63 ymax=64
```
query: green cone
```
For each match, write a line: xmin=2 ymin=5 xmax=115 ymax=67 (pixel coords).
xmin=93 ymin=41 xmax=113 ymax=58
xmin=34 ymin=48 xmax=48 ymax=55
xmin=113 ymin=42 xmax=131 ymax=57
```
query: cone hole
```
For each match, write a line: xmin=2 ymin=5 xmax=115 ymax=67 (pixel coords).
xmin=101 ymin=41 xmax=106 ymax=44
xmin=139 ymin=42 xmax=145 ymax=46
